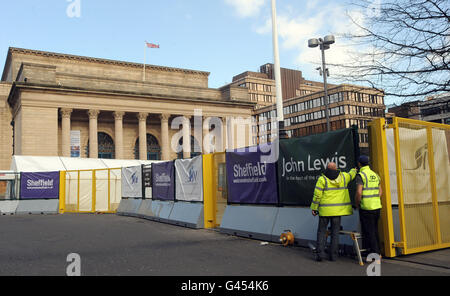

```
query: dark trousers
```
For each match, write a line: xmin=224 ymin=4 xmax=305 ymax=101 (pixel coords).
xmin=316 ymin=216 xmax=341 ymax=259
xmin=359 ymin=209 xmax=381 ymax=255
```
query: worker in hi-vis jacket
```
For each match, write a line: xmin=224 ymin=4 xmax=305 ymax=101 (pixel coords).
xmin=310 ymin=162 xmax=357 ymax=262
xmin=355 ymin=155 xmax=383 ymax=258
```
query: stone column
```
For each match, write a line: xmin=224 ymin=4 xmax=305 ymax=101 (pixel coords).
xmin=60 ymin=108 xmax=73 ymax=158
xmin=226 ymin=116 xmax=235 ymax=150
xmin=183 ymin=116 xmax=191 ymax=159
xmin=203 ymin=116 xmax=211 ymax=154
xmin=222 ymin=116 xmax=228 ymax=151
xmin=113 ymin=111 xmax=125 ymax=160
xmin=160 ymin=114 xmax=170 ymax=160
xmin=138 ymin=113 xmax=148 ymax=160
xmin=88 ymin=110 xmax=100 ymax=158
xmin=60 ymin=108 xmax=73 ymax=157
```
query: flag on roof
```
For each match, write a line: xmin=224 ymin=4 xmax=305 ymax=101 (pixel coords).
xmin=145 ymin=41 xmax=160 ymax=48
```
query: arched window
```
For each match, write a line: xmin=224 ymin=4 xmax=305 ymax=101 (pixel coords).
xmin=177 ymin=136 xmax=201 ymax=159
xmin=85 ymin=132 xmax=115 ymax=159
xmin=134 ymin=134 xmax=161 ymax=160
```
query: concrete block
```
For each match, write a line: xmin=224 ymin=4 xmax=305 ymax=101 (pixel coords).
xmin=167 ymin=202 xmax=204 ymax=229
xmin=15 ymin=200 xmax=59 ymax=215
xmin=219 ymin=205 xmax=279 ymax=241
xmin=0 ymin=200 xmax=19 ymax=215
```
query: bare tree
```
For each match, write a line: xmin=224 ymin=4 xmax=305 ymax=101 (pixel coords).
xmin=333 ymin=0 xmax=450 ymax=101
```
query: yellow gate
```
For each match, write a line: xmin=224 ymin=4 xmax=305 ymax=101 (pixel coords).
xmin=370 ymin=117 xmax=450 ymax=257
xmin=203 ymin=153 xmax=228 ymax=228
xmin=60 ymin=168 xmax=122 ymax=214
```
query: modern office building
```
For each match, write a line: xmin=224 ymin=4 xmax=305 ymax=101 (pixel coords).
xmin=229 ymin=63 xmax=336 ymax=110
xmin=388 ymin=93 xmax=450 ymax=124
xmin=254 ymin=84 xmax=386 ymax=152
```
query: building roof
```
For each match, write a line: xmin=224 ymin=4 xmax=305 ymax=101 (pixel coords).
xmin=2 ymin=47 xmax=210 ymax=81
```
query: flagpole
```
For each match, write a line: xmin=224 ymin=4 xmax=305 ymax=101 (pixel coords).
xmin=271 ymin=0 xmax=288 ymax=139
xmin=143 ymin=42 xmax=146 ymax=82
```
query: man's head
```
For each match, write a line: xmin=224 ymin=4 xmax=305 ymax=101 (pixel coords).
xmin=324 ymin=162 xmax=339 ymax=180
xmin=358 ymin=155 xmax=369 ymax=168
xmin=327 ymin=162 xmax=337 ymax=171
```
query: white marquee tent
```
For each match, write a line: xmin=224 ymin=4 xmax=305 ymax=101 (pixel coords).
xmin=10 ymin=156 xmax=161 ymax=212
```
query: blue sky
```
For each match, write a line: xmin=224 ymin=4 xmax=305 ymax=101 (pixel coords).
xmin=0 ymin=0 xmax=383 ymax=101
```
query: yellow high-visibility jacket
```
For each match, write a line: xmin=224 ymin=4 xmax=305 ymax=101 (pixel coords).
xmin=358 ymin=166 xmax=382 ymax=211
xmin=310 ymin=168 xmax=357 ymax=216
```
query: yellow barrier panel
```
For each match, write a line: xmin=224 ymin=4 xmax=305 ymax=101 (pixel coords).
xmin=370 ymin=117 xmax=450 ymax=257
xmin=369 ymin=118 xmax=396 ymax=257
xmin=203 ymin=154 xmax=216 ymax=229
xmin=213 ymin=153 xmax=227 ymax=227
xmin=64 ymin=168 xmax=121 ymax=214
xmin=59 ymin=171 xmax=66 ymax=214
xmin=202 ymin=152 xmax=228 ymax=228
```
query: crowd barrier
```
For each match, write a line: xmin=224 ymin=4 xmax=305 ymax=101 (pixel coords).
xmin=220 ymin=205 xmax=359 ymax=253
xmin=63 ymin=168 xmax=121 ymax=213
xmin=117 ymin=156 xmax=205 ymax=229
xmin=116 ymin=128 xmax=362 ymax=251
xmin=7 ymin=119 xmax=446 ymax=259
xmin=0 ymin=172 xmax=20 ymax=215
xmin=0 ymin=171 xmax=60 ymax=215
xmin=219 ymin=127 xmax=361 ymax=252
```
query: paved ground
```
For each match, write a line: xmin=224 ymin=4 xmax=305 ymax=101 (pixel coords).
xmin=0 ymin=214 xmax=449 ymax=276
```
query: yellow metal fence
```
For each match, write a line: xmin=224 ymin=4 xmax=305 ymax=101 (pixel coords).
xmin=60 ymin=168 xmax=122 ymax=214
xmin=370 ymin=117 xmax=450 ymax=257
xmin=202 ymin=153 xmax=228 ymax=228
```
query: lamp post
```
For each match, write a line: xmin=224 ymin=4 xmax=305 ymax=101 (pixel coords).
xmin=308 ymin=35 xmax=335 ymax=132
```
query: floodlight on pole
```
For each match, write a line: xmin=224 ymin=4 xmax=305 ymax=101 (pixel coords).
xmin=308 ymin=35 xmax=335 ymax=132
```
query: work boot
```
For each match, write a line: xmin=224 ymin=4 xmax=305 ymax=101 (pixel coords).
xmin=313 ymin=250 xmax=324 ymax=262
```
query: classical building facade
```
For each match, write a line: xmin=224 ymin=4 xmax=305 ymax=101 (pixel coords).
xmin=0 ymin=48 xmax=256 ymax=170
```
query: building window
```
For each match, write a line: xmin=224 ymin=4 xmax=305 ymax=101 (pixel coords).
xmin=134 ymin=134 xmax=161 ymax=160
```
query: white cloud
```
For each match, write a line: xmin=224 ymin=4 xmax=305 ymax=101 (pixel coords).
xmin=253 ymin=2 xmax=369 ymax=80
xmin=225 ymin=0 xmax=372 ymax=82
xmin=225 ymin=0 xmax=266 ymax=18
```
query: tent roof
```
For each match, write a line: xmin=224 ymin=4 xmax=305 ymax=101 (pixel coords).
xmin=10 ymin=156 xmax=162 ymax=172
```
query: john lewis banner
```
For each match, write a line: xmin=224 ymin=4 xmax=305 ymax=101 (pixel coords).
xmin=152 ymin=161 xmax=175 ymax=201
xmin=121 ymin=166 xmax=143 ymax=199
xmin=278 ymin=128 xmax=358 ymax=206
xmin=226 ymin=144 xmax=278 ymax=205
xmin=175 ymin=156 xmax=203 ymax=202
xmin=20 ymin=172 xmax=60 ymax=200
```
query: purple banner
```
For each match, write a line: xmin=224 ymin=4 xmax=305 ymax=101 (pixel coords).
xmin=20 ymin=172 xmax=60 ymax=200
xmin=226 ymin=145 xmax=278 ymax=204
xmin=152 ymin=161 xmax=175 ymax=201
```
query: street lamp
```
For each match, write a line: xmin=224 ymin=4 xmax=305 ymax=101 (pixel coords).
xmin=308 ymin=35 xmax=335 ymax=132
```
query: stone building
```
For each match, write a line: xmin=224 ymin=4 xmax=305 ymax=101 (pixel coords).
xmin=0 ymin=47 xmax=256 ymax=170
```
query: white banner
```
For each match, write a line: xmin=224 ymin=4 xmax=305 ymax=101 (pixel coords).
xmin=70 ymin=130 xmax=81 ymax=158
xmin=121 ymin=166 xmax=143 ymax=198
xmin=386 ymin=128 xmax=450 ymax=205
xmin=175 ymin=156 xmax=203 ymax=202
